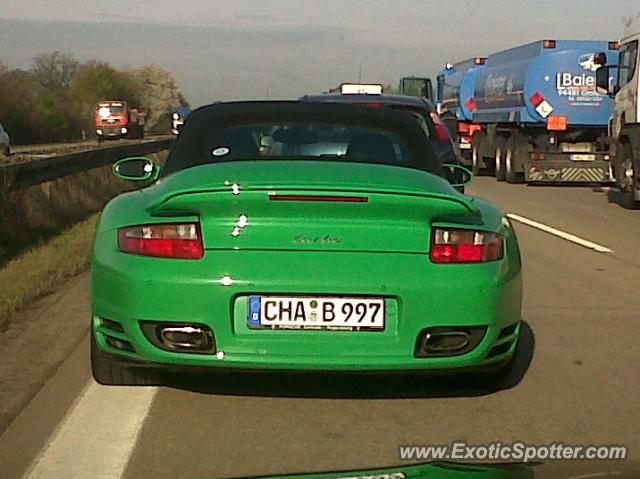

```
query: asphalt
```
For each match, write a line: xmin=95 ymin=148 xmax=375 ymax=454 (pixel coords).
xmin=0 ymin=177 xmax=639 ymax=479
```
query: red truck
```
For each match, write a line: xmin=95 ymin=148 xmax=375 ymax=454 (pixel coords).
xmin=95 ymin=101 xmax=145 ymax=142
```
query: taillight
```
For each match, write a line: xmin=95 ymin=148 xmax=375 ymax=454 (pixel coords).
xmin=118 ymin=223 xmax=204 ymax=259
xmin=429 ymin=112 xmax=451 ymax=142
xmin=434 ymin=123 xmax=451 ymax=142
xmin=430 ymin=227 xmax=504 ymax=264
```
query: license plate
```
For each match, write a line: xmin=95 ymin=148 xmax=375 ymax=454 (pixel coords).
xmin=570 ymin=154 xmax=596 ymax=161
xmin=248 ymin=296 xmax=385 ymax=331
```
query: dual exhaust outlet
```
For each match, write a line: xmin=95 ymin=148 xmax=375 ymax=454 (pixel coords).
xmin=141 ymin=322 xmax=216 ymax=354
xmin=416 ymin=327 xmax=487 ymax=357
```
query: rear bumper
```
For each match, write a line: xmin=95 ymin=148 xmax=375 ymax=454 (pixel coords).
xmin=91 ymin=247 xmax=522 ymax=372
xmin=525 ymin=159 xmax=612 ymax=183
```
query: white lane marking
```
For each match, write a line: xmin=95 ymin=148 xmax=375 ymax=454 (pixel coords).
xmin=24 ymin=381 xmax=156 ymax=479
xmin=507 ymin=213 xmax=613 ymax=254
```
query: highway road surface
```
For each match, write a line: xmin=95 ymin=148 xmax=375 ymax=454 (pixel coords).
xmin=0 ymin=178 xmax=638 ymax=478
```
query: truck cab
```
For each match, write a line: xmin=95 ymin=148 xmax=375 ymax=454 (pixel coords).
xmin=95 ymin=101 xmax=145 ymax=142
xmin=596 ymin=17 xmax=640 ymax=208
xmin=399 ymin=77 xmax=433 ymax=101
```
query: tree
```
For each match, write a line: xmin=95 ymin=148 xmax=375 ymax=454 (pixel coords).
xmin=71 ymin=62 xmax=140 ymax=106
xmin=31 ymin=51 xmax=80 ymax=92
xmin=130 ymin=64 xmax=188 ymax=131
xmin=0 ymin=70 xmax=53 ymax=144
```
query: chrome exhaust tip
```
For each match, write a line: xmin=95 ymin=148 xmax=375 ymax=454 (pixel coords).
xmin=415 ymin=327 xmax=486 ymax=357
xmin=141 ymin=322 xmax=216 ymax=354
xmin=160 ymin=326 xmax=211 ymax=351
xmin=424 ymin=331 xmax=470 ymax=353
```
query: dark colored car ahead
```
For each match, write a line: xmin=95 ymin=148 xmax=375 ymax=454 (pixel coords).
xmin=300 ymin=93 xmax=460 ymax=166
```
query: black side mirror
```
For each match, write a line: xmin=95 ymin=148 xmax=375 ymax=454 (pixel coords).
xmin=113 ymin=156 xmax=160 ymax=181
xmin=443 ymin=163 xmax=472 ymax=193
xmin=595 ymin=66 xmax=611 ymax=95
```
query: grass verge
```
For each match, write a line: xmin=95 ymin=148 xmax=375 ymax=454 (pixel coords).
xmin=0 ymin=214 xmax=99 ymax=327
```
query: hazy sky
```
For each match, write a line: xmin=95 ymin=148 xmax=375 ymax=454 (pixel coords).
xmin=0 ymin=1 xmax=636 ymax=107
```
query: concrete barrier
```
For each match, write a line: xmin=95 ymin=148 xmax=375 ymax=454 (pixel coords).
xmin=0 ymin=142 xmax=171 ymax=261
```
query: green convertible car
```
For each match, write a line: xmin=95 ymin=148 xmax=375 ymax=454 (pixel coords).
xmin=91 ymin=101 xmax=522 ymax=385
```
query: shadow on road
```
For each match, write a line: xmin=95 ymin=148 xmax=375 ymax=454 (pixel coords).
xmin=161 ymin=321 xmax=535 ymax=400
xmin=593 ymin=186 xmax=640 ymax=210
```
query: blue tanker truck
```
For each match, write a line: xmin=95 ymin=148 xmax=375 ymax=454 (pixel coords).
xmin=441 ymin=39 xmax=619 ymax=183
xmin=437 ymin=57 xmax=487 ymax=160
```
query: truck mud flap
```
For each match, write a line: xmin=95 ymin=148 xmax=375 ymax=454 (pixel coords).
xmin=524 ymin=160 xmax=612 ymax=183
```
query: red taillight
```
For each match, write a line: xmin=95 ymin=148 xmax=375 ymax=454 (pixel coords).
xmin=543 ymin=39 xmax=556 ymax=49
xmin=429 ymin=112 xmax=451 ymax=142
xmin=530 ymin=91 xmax=545 ymax=107
xmin=118 ymin=223 xmax=204 ymax=259
xmin=430 ymin=227 xmax=504 ymax=264
xmin=468 ymin=124 xmax=482 ymax=136
xmin=466 ymin=97 xmax=477 ymax=112
xmin=434 ymin=123 xmax=451 ymax=142
xmin=458 ymin=122 xmax=470 ymax=134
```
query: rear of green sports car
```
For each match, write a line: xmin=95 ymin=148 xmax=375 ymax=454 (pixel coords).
xmin=91 ymin=102 xmax=522 ymax=385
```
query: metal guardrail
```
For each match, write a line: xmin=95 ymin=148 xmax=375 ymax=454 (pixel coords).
xmin=0 ymin=139 xmax=174 ymax=192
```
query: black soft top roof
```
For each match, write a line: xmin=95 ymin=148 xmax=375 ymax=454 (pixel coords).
xmin=165 ymin=101 xmax=441 ymax=176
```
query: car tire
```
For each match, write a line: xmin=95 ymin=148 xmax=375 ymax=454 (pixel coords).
xmin=617 ymin=143 xmax=640 ymax=210
xmin=91 ymin=328 xmax=161 ymax=386
xmin=505 ymin=138 xmax=524 ymax=184
xmin=471 ymin=133 xmax=486 ymax=176
xmin=494 ymin=137 xmax=507 ymax=182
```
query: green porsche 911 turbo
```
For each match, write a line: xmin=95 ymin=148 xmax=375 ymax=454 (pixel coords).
xmin=91 ymin=101 xmax=522 ymax=385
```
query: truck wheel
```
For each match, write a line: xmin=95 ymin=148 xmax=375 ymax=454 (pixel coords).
xmin=471 ymin=133 xmax=486 ymax=176
xmin=617 ymin=143 xmax=640 ymax=210
xmin=91 ymin=327 xmax=162 ymax=386
xmin=505 ymin=138 xmax=524 ymax=184
xmin=494 ymin=137 xmax=507 ymax=182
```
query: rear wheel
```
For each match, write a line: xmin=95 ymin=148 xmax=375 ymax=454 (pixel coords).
xmin=617 ymin=143 xmax=640 ymax=210
xmin=91 ymin=328 xmax=161 ymax=386
xmin=471 ymin=133 xmax=486 ymax=176
xmin=505 ymin=138 xmax=524 ymax=184
xmin=494 ymin=137 xmax=507 ymax=182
